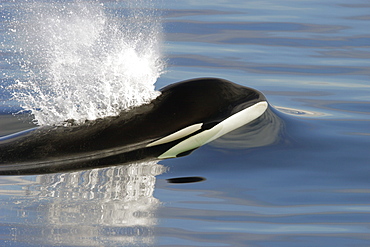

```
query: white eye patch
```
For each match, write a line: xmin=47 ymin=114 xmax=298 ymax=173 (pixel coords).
xmin=146 ymin=123 xmax=203 ymax=147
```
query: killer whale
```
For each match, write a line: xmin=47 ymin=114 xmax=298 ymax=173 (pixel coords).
xmin=0 ymin=78 xmax=268 ymax=175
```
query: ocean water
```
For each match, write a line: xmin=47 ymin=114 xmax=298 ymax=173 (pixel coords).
xmin=1 ymin=0 xmax=370 ymax=246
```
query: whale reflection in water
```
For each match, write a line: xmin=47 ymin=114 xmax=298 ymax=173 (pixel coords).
xmin=0 ymin=161 xmax=165 ymax=246
xmin=0 ymin=78 xmax=277 ymax=175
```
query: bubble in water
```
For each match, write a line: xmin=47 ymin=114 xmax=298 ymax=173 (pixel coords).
xmin=8 ymin=0 xmax=165 ymax=126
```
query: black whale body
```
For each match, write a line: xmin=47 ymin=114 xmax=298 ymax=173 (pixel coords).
xmin=0 ymin=78 xmax=268 ymax=175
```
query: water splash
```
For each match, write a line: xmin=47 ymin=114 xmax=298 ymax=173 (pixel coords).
xmin=8 ymin=0 xmax=165 ymax=126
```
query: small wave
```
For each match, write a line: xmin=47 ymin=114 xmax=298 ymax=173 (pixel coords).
xmin=275 ymin=106 xmax=328 ymax=117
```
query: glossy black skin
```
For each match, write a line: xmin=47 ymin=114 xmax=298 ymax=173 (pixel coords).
xmin=0 ymin=78 xmax=266 ymax=175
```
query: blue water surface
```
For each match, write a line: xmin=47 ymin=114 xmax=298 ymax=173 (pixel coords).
xmin=1 ymin=0 xmax=370 ymax=246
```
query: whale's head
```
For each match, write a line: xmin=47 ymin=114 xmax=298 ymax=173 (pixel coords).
xmin=147 ymin=78 xmax=268 ymax=158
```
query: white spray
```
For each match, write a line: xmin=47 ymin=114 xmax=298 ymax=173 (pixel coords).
xmin=8 ymin=0 xmax=165 ymax=126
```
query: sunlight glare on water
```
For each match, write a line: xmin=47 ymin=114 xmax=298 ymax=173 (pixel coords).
xmin=7 ymin=0 xmax=165 ymax=126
